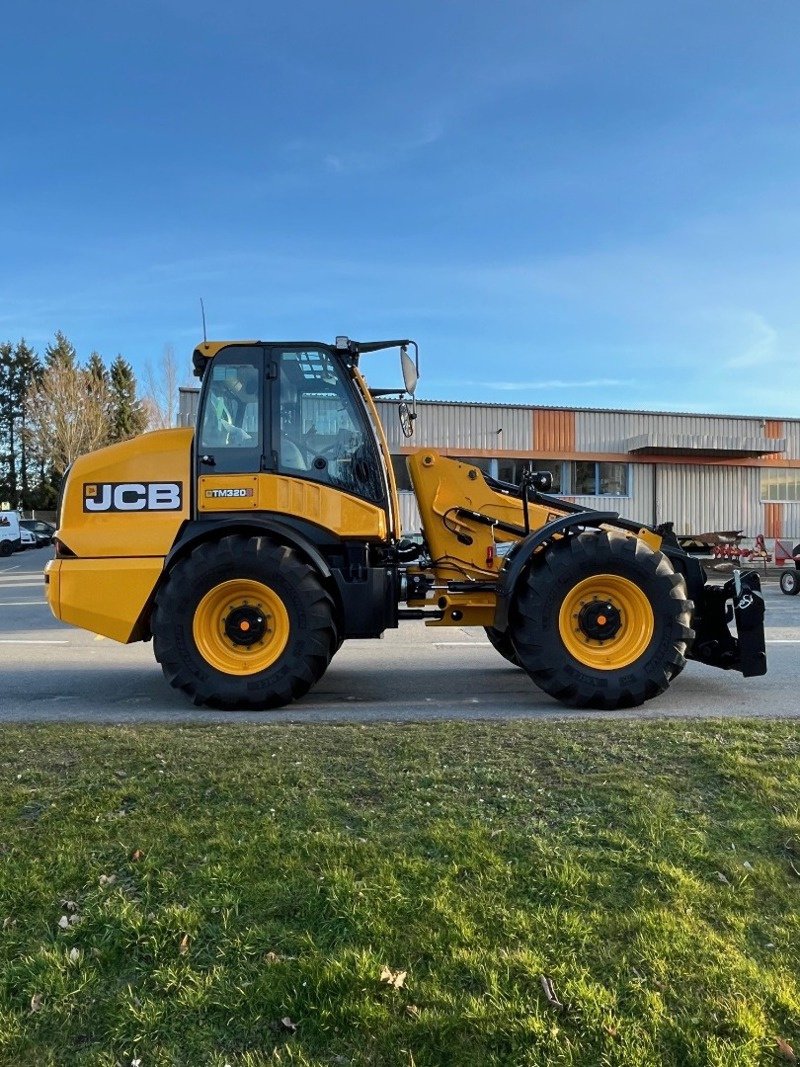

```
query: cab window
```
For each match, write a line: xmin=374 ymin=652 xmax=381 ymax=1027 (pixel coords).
xmin=198 ymin=352 xmax=262 ymax=452
xmin=276 ymin=349 xmax=385 ymax=504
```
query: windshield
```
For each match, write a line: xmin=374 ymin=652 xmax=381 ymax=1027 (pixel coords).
xmin=277 ymin=349 xmax=385 ymax=504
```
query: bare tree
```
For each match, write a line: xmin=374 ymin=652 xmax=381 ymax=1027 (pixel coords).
xmin=25 ymin=357 xmax=111 ymax=475
xmin=142 ymin=344 xmax=183 ymax=430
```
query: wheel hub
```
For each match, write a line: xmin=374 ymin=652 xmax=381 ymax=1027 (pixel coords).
xmin=559 ymin=573 xmax=655 ymax=670
xmin=223 ymin=604 xmax=267 ymax=647
xmin=577 ymin=599 xmax=622 ymax=642
xmin=193 ymin=578 xmax=290 ymax=676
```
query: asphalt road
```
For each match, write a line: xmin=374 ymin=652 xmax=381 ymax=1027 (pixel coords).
xmin=2 ymin=547 xmax=800 ymax=724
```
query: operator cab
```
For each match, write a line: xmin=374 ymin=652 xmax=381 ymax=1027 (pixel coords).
xmin=193 ymin=339 xmax=417 ymax=506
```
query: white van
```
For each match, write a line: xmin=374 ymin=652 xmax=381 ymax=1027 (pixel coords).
xmin=0 ymin=511 xmax=22 ymax=556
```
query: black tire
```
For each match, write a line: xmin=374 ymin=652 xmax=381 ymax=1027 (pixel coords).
xmin=509 ymin=531 xmax=694 ymax=710
xmin=152 ymin=534 xmax=337 ymax=710
xmin=0 ymin=541 xmax=12 ymax=557
xmin=780 ymin=570 xmax=800 ymax=596
xmin=484 ymin=626 xmax=522 ymax=668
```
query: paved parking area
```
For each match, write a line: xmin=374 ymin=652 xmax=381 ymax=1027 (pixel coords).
xmin=2 ymin=548 xmax=800 ymax=723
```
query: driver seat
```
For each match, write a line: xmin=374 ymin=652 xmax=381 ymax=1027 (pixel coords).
xmin=280 ymin=435 xmax=307 ymax=470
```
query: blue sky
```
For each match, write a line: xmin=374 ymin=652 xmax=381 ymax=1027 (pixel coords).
xmin=3 ymin=0 xmax=800 ymax=415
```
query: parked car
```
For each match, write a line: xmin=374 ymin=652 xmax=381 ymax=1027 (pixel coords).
xmin=0 ymin=511 xmax=22 ymax=556
xmin=19 ymin=526 xmax=37 ymax=549
xmin=19 ymin=519 xmax=55 ymax=547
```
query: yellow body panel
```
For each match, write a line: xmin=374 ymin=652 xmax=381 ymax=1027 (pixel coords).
xmin=46 ymin=557 xmax=164 ymax=643
xmin=199 ymin=472 xmax=387 ymax=536
xmin=58 ymin=429 xmax=193 ymax=558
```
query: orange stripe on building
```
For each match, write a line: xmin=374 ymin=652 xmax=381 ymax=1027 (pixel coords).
xmin=764 ymin=502 xmax=782 ymax=540
xmin=763 ymin=419 xmax=784 ymax=460
xmin=533 ymin=409 xmax=575 ymax=454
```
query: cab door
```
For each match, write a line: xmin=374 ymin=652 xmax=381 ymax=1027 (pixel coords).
xmin=195 ymin=345 xmax=268 ymax=514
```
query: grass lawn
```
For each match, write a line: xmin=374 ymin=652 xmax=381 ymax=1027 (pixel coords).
xmin=0 ymin=718 xmax=798 ymax=1067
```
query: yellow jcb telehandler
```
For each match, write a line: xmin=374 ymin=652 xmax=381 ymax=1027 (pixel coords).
xmin=45 ymin=336 xmax=766 ymax=710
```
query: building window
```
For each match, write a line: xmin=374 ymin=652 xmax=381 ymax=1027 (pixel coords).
xmin=497 ymin=458 xmax=564 ymax=493
xmin=761 ymin=469 xmax=800 ymax=502
xmin=571 ymin=461 xmax=629 ymax=497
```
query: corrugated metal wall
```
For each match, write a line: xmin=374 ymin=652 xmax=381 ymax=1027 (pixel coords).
xmin=778 ymin=504 xmax=800 ymax=540
xmin=533 ymin=408 xmax=575 ymax=453
xmin=178 ymin=388 xmax=199 ymax=428
xmin=778 ymin=421 xmax=800 ymax=460
xmin=376 ymin=400 xmax=533 ymax=453
xmin=764 ymin=502 xmax=782 ymax=540
xmin=575 ymin=409 xmax=770 ymax=451
xmin=653 ymin=464 xmax=762 ymax=535
xmin=399 ymin=492 xmax=422 ymax=536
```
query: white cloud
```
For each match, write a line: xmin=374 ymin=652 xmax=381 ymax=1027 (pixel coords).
xmin=725 ymin=311 xmax=778 ymax=369
xmin=321 ymin=119 xmax=445 ymax=175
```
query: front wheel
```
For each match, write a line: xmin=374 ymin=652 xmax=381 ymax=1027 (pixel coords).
xmin=152 ymin=534 xmax=337 ymax=709
xmin=509 ymin=531 xmax=694 ymax=709
xmin=484 ymin=626 xmax=522 ymax=668
xmin=780 ymin=569 xmax=800 ymax=596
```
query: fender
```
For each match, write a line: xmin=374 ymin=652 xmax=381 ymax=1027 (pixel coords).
xmin=492 ymin=512 xmax=618 ymax=632
xmin=162 ymin=516 xmax=392 ymax=641
xmin=164 ymin=516 xmax=333 ymax=579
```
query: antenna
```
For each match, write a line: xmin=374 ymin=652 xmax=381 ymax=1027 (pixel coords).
xmin=200 ymin=298 xmax=207 ymax=343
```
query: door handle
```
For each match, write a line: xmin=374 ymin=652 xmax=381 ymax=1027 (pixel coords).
xmin=200 ymin=454 xmax=216 ymax=466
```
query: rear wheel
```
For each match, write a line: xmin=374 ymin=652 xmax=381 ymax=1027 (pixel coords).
xmin=484 ymin=626 xmax=522 ymax=667
xmin=780 ymin=569 xmax=800 ymax=596
xmin=152 ymin=534 xmax=337 ymax=709
xmin=509 ymin=531 xmax=693 ymax=709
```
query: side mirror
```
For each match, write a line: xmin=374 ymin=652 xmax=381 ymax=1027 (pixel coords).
xmin=401 ymin=346 xmax=418 ymax=395
xmin=399 ymin=401 xmax=416 ymax=438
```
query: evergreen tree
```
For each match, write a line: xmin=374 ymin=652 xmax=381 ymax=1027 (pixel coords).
xmin=0 ymin=341 xmax=14 ymax=506
xmin=14 ymin=340 xmax=43 ymax=508
xmin=109 ymin=355 xmax=147 ymax=442
xmin=86 ymin=351 xmax=108 ymax=386
xmin=44 ymin=330 xmax=78 ymax=370
xmin=0 ymin=338 xmax=43 ymax=508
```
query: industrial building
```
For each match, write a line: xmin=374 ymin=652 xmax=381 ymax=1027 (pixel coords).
xmin=178 ymin=388 xmax=800 ymax=545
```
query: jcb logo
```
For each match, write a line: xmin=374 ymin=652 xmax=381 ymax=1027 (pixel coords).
xmin=83 ymin=482 xmax=183 ymax=512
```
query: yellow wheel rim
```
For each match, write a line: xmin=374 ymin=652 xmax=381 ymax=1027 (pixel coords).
xmin=193 ymin=579 xmax=290 ymax=676
xmin=558 ymin=574 xmax=654 ymax=671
